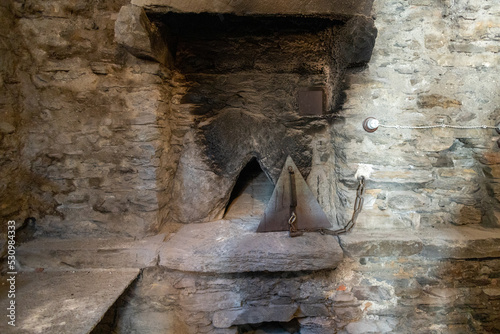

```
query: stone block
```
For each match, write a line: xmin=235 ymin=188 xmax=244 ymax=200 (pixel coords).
xmin=212 ymin=304 xmax=298 ymax=328
xmin=417 ymin=94 xmax=462 ymax=109
xmin=425 ymin=33 xmax=447 ymax=50
xmin=369 ymin=168 xmax=434 ymax=186
xmin=206 ymin=329 xmax=238 ymax=334
xmin=455 ymin=205 xmax=482 ymax=225
xmin=415 ymin=135 xmax=457 ymax=152
xmin=159 ymin=220 xmax=344 ymax=273
xmin=115 ymin=5 xmax=172 ymax=66
xmin=352 ymin=286 xmax=392 ymax=301
xmin=179 ymin=291 xmax=241 ymax=312
xmin=423 ymin=287 xmax=460 ymax=299
xmin=387 ymin=191 xmax=429 ymax=211
xmin=483 ymin=288 xmax=500 ymax=300
xmin=298 ymin=317 xmax=338 ymax=334
xmin=0 ymin=121 xmax=15 ymax=134
xmin=438 ymin=168 xmax=478 ymax=181
xmin=299 ymin=304 xmax=330 ymax=317
xmin=355 ymin=209 xmax=414 ymax=230
xmin=339 ymin=231 xmax=423 ymax=257
xmin=486 ymin=165 xmax=500 ymax=179
xmin=90 ymin=62 xmax=113 ymax=75
xmin=332 ymin=291 xmax=356 ymax=303
xmin=169 ymin=130 xmax=233 ymax=223
xmin=418 ymin=290 xmax=462 ymax=306
xmin=393 ymin=279 xmax=422 ymax=299
xmin=339 ymin=16 xmax=378 ymax=66
xmin=116 ymin=309 xmax=189 ymax=334
xmin=345 ymin=318 xmax=397 ymax=333
xmin=333 ymin=306 xmax=362 ymax=321
xmin=482 ymin=210 xmax=500 ymax=228
xmin=418 ymin=226 xmax=500 ymax=259
xmin=479 ymin=153 xmax=500 ymax=165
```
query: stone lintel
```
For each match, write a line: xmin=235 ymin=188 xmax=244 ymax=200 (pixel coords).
xmin=159 ymin=220 xmax=344 ymax=273
xmin=131 ymin=0 xmax=374 ymax=19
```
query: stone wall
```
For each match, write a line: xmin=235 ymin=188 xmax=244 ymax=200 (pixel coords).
xmin=1 ymin=0 xmax=377 ymax=236
xmin=1 ymin=0 xmax=500 ymax=333
xmin=3 ymin=0 xmax=498 ymax=237
xmin=0 ymin=1 xmax=34 ymax=235
xmin=107 ymin=0 xmax=500 ymax=332
xmin=335 ymin=0 xmax=500 ymax=230
xmin=114 ymin=251 xmax=500 ymax=333
xmin=1 ymin=0 xmax=175 ymax=238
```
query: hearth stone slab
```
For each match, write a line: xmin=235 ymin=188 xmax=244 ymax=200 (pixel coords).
xmin=131 ymin=0 xmax=374 ymax=18
xmin=0 ymin=269 xmax=139 ymax=334
xmin=159 ymin=219 xmax=344 ymax=273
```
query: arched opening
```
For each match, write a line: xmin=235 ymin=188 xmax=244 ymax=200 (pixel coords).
xmin=224 ymin=157 xmax=273 ymax=219
xmin=237 ymin=319 xmax=301 ymax=334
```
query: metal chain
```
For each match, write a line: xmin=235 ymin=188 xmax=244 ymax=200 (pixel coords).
xmin=321 ymin=176 xmax=365 ymax=236
xmin=285 ymin=176 xmax=366 ymax=237
xmin=288 ymin=211 xmax=303 ymax=237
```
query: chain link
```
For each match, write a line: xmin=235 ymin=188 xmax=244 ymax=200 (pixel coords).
xmin=288 ymin=211 xmax=304 ymax=237
xmin=285 ymin=176 xmax=366 ymax=237
xmin=321 ymin=176 xmax=365 ymax=236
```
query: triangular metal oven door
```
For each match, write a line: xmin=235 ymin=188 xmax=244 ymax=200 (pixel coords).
xmin=257 ymin=156 xmax=332 ymax=232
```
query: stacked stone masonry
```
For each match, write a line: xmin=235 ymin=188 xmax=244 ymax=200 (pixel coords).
xmin=12 ymin=229 xmax=500 ymax=333
xmin=0 ymin=0 xmax=499 ymax=333
xmin=114 ymin=254 xmax=500 ymax=334
xmin=2 ymin=0 xmax=498 ymax=236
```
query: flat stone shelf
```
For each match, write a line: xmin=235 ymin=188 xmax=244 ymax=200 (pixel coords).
xmin=15 ymin=224 xmax=500 ymax=275
xmin=417 ymin=226 xmax=500 ymax=259
xmin=159 ymin=219 xmax=344 ymax=273
xmin=338 ymin=225 xmax=500 ymax=259
xmin=16 ymin=235 xmax=164 ymax=270
xmin=0 ymin=269 xmax=139 ymax=334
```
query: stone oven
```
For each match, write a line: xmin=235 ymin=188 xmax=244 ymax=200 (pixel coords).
xmin=111 ymin=2 xmax=378 ymax=331
xmin=115 ymin=0 xmax=377 ymax=227
xmin=1 ymin=0 xmax=500 ymax=333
